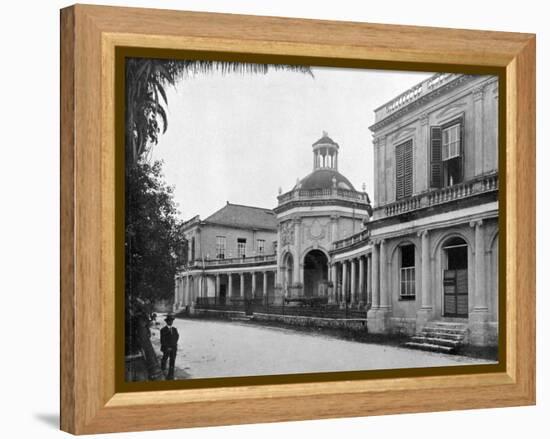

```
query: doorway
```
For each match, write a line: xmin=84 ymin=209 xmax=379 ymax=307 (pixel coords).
xmin=303 ymin=250 xmax=329 ymax=297
xmin=442 ymin=237 xmax=468 ymax=317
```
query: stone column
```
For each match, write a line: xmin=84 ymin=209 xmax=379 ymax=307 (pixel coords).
xmin=198 ymin=275 xmax=204 ymax=298
xmin=293 ymin=218 xmax=303 ymax=294
xmin=228 ymin=273 xmax=233 ymax=298
xmin=240 ymin=272 xmax=245 ymax=298
xmin=367 ymin=244 xmax=379 ymax=332
xmin=366 ymin=254 xmax=372 ymax=308
xmin=251 ymin=272 xmax=257 ymax=298
xmin=342 ymin=260 xmax=348 ymax=305
xmin=416 ymin=230 xmax=432 ymax=331
xmin=358 ymin=256 xmax=365 ymax=306
xmin=368 ymin=239 xmax=390 ymax=333
xmin=379 ymin=240 xmax=389 ymax=308
xmin=330 ymin=264 xmax=337 ymax=304
xmin=215 ymin=274 xmax=220 ymax=302
xmin=473 ymin=220 xmax=487 ymax=310
xmin=263 ymin=271 xmax=268 ymax=301
xmin=420 ymin=230 xmax=431 ymax=308
xmin=371 ymin=244 xmax=380 ymax=308
xmin=470 ymin=219 xmax=489 ymax=345
xmin=350 ymin=258 xmax=357 ymax=305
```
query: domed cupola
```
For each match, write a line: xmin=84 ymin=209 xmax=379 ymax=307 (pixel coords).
xmin=275 ymin=132 xmax=372 ymax=216
xmin=294 ymin=132 xmax=356 ymax=191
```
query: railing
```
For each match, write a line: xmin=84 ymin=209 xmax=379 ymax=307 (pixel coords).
xmin=184 ymin=254 xmax=276 ymax=269
xmin=195 ymin=298 xmax=367 ymax=320
xmin=374 ymin=73 xmax=459 ymax=122
xmin=382 ymin=173 xmax=498 ymax=218
xmin=332 ymin=228 xmax=371 ymax=251
xmin=277 ymin=187 xmax=370 ymax=206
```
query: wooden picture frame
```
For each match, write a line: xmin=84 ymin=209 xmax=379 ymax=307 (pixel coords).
xmin=60 ymin=4 xmax=536 ymax=434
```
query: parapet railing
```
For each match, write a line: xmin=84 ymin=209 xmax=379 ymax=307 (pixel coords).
xmin=374 ymin=73 xmax=459 ymax=121
xmin=332 ymin=228 xmax=371 ymax=251
xmin=382 ymin=172 xmax=498 ymax=218
xmin=277 ymin=187 xmax=370 ymax=206
xmin=182 ymin=254 xmax=276 ymax=270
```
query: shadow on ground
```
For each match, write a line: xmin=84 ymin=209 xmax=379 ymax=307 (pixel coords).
xmin=34 ymin=413 xmax=59 ymax=429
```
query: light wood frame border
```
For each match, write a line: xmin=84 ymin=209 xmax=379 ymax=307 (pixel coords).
xmin=60 ymin=4 xmax=536 ymax=434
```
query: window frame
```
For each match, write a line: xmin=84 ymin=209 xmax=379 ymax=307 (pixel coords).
xmin=237 ymin=238 xmax=247 ymax=258
xmin=257 ymin=239 xmax=265 ymax=255
xmin=442 ymin=123 xmax=461 ymax=161
xmin=215 ymin=235 xmax=226 ymax=260
xmin=399 ymin=244 xmax=416 ymax=300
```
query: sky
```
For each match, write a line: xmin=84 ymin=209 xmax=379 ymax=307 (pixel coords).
xmin=150 ymin=64 xmax=433 ymax=221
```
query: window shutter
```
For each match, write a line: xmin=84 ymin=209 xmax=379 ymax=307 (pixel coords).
xmin=403 ymin=140 xmax=413 ymax=197
xmin=430 ymin=126 xmax=443 ymax=188
xmin=395 ymin=143 xmax=404 ymax=199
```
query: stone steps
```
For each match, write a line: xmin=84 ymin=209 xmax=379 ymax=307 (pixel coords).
xmin=404 ymin=321 xmax=468 ymax=354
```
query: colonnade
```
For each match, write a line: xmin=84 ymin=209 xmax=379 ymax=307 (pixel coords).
xmin=174 ymin=269 xmax=277 ymax=309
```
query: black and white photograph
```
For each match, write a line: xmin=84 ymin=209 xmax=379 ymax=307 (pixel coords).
xmin=124 ymin=58 xmax=500 ymax=382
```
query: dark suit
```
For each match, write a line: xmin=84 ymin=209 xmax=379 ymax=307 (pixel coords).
xmin=160 ymin=325 xmax=179 ymax=379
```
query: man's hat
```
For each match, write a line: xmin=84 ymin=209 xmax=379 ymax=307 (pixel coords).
xmin=164 ymin=314 xmax=175 ymax=322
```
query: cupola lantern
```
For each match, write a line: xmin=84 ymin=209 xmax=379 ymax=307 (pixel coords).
xmin=312 ymin=131 xmax=339 ymax=171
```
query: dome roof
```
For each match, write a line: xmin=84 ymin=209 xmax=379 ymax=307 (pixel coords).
xmin=296 ymin=168 xmax=356 ymax=191
xmin=313 ymin=134 xmax=339 ymax=147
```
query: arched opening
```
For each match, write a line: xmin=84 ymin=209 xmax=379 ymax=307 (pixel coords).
xmin=303 ymin=250 xmax=329 ymax=297
xmin=283 ymin=253 xmax=294 ymax=289
xmin=442 ymin=236 xmax=468 ymax=317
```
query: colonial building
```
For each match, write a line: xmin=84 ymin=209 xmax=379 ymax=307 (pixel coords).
xmin=174 ymin=72 xmax=499 ymax=347
xmin=173 ymin=203 xmax=278 ymax=308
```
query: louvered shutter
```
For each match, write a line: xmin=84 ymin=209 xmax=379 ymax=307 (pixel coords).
xmin=395 ymin=143 xmax=404 ymax=200
xmin=430 ymin=126 xmax=443 ymax=188
xmin=403 ymin=140 xmax=413 ymax=197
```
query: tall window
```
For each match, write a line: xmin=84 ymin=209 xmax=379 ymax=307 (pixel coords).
xmin=400 ymin=244 xmax=416 ymax=299
xmin=216 ymin=236 xmax=226 ymax=259
xmin=257 ymin=239 xmax=265 ymax=255
xmin=395 ymin=139 xmax=413 ymax=200
xmin=442 ymin=123 xmax=461 ymax=160
xmin=237 ymin=238 xmax=247 ymax=258
xmin=430 ymin=116 xmax=464 ymax=188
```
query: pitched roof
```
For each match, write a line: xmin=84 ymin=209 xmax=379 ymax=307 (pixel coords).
xmin=204 ymin=203 xmax=277 ymax=231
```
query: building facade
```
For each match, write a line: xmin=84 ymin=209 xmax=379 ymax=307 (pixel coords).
xmin=174 ymin=73 xmax=499 ymax=347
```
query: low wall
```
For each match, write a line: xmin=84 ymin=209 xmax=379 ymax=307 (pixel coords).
xmin=185 ymin=308 xmax=367 ymax=330
xmin=252 ymin=313 xmax=367 ymax=330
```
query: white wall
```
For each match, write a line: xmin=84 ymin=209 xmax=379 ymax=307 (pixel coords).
xmin=0 ymin=1 xmax=546 ymax=439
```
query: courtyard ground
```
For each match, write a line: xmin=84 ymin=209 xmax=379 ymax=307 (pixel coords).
xmin=150 ymin=316 xmax=495 ymax=380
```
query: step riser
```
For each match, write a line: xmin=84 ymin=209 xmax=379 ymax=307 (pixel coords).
xmin=404 ymin=342 xmax=454 ymax=354
xmin=422 ymin=327 xmax=467 ymax=334
xmin=420 ymin=332 xmax=464 ymax=340
xmin=414 ymin=340 xmax=461 ymax=348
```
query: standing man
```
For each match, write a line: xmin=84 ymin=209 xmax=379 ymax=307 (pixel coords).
xmin=160 ymin=314 xmax=179 ymax=380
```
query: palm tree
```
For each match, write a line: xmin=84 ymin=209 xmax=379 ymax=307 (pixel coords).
xmin=125 ymin=58 xmax=313 ymax=167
